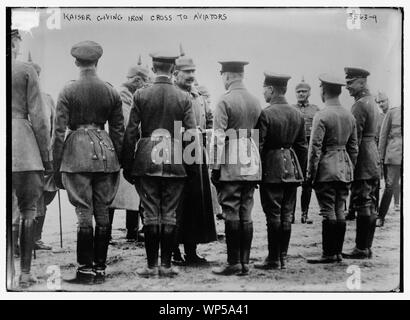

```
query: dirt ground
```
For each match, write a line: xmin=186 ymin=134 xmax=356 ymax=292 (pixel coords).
xmin=12 ymin=184 xmax=401 ymax=292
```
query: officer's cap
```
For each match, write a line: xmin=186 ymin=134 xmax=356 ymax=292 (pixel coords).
xmin=11 ymin=29 xmax=22 ymax=40
xmin=71 ymin=40 xmax=103 ymax=62
xmin=318 ymin=73 xmax=345 ymax=87
xmin=149 ymin=52 xmax=179 ymax=64
xmin=295 ymin=78 xmax=311 ymax=91
xmin=344 ymin=67 xmax=370 ymax=81
xmin=175 ymin=57 xmax=196 ymax=71
xmin=263 ymin=72 xmax=291 ymax=87
xmin=218 ymin=61 xmax=249 ymax=73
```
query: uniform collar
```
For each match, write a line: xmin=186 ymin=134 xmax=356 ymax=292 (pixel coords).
xmin=154 ymin=75 xmax=172 ymax=84
xmin=297 ymin=100 xmax=309 ymax=107
xmin=227 ymin=80 xmax=245 ymax=91
xmin=270 ymin=96 xmax=288 ymax=105
xmin=79 ymin=68 xmax=97 ymax=78
xmin=354 ymin=89 xmax=371 ymax=101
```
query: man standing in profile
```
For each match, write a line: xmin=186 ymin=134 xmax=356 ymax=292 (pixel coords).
xmin=11 ymin=29 xmax=52 ymax=288
xmin=292 ymin=78 xmax=319 ymax=224
xmin=172 ymin=56 xmax=217 ymax=265
xmin=255 ymin=72 xmax=307 ymax=270
xmin=306 ymin=74 xmax=358 ymax=263
xmin=122 ymin=52 xmax=196 ymax=277
xmin=53 ymin=41 xmax=124 ymax=284
xmin=211 ymin=61 xmax=262 ymax=276
xmin=342 ymin=67 xmax=380 ymax=259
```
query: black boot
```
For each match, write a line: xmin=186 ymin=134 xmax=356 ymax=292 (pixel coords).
xmin=367 ymin=212 xmax=377 ymax=259
xmin=184 ymin=243 xmax=208 ymax=266
xmin=238 ymin=222 xmax=253 ymax=276
xmin=126 ymin=210 xmax=139 ymax=241
xmin=94 ymin=226 xmax=110 ymax=284
xmin=255 ymin=222 xmax=281 ymax=270
xmin=137 ymin=225 xmax=159 ymax=277
xmin=212 ymin=220 xmax=242 ymax=275
xmin=12 ymin=226 xmax=19 ymax=258
xmin=19 ymin=217 xmax=37 ymax=288
xmin=65 ymin=226 xmax=95 ymax=284
xmin=33 ymin=215 xmax=52 ymax=250
xmin=307 ymin=220 xmax=337 ymax=263
xmin=160 ymin=224 xmax=179 ymax=277
xmin=335 ymin=220 xmax=346 ymax=262
xmin=343 ymin=211 xmax=371 ymax=259
xmin=280 ymin=222 xmax=292 ymax=269
xmin=108 ymin=208 xmax=116 ymax=245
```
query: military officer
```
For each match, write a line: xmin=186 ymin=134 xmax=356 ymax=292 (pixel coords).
xmin=375 ymin=92 xmax=400 ymax=215
xmin=306 ymin=74 xmax=358 ymax=263
xmin=53 ymin=41 xmax=125 ymax=284
xmin=108 ymin=56 xmax=150 ymax=243
xmin=27 ymin=53 xmax=58 ymax=251
xmin=11 ymin=29 xmax=52 ymax=288
xmin=342 ymin=67 xmax=380 ymax=259
xmin=376 ymin=102 xmax=402 ymax=227
xmin=211 ymin=61 xmax=262 ymax=276
xmin=292 ymin=78 xmax=320 ymax=224
xmin=254 ymin=73 xmax=307 ymax=270
xmin=172 ymin=56 xmax=217 ymax=265
xmin=122 ymin=52 xmax=197 ymax=277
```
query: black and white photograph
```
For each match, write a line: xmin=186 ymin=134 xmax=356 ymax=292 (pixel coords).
xmin=4 ymin=3 xmax=404 ymax=296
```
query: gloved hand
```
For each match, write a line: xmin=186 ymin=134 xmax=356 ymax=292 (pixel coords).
xmin=43 ymin=161 xmax=54 ymax=175
xmin=123 ymin=171 xmax=135 ymax=185
xmin=211 ymin=169 xmax=221 ymax=186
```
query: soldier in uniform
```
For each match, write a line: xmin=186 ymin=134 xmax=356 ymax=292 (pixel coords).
xmin=376 ymin=102 xmax=402 ymax=227
xmin=375 ymin=92 xmax=400 ymax=215
xmin=11 ymin=29 xmax=52 ymax=288
xmin=108 ymin=56 xmax=150 ymax=243
xmin=306 ymin=74 xmax=358 ymax=263
xmin=172 ymin=56 xmax=217 ymax=265
xmin=254 ymin=73 xmax=307 ymax=270
xmin=211 ymin=61 xmax=262 ymax=276
xmin=122 ymin=52 xmax=196 ymax=277
xmin=53 ymin=41 xmax=124 ymax=284
xmin=292 ymin=78 xmax=319 ymax=224
xmin=342 ymin=67 xmax=380 ymax=259
xmin=28 ymin=53 xmax=58 ymax=251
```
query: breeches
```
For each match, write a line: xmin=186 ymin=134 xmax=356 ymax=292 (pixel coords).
xmin=314 ymin=182 xmax=350 ymax=221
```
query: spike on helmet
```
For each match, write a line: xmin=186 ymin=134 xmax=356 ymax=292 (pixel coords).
xmin=179 ymin=43 xmax=185 ymax=57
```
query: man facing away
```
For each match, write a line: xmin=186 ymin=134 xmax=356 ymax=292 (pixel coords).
xmin=122 ymin=52 xmax=197 ymax=277
xmin=306 ymin=74 xmax=358 ymax=264
xmin=53 ymin=40 xmax=124 ymax=284
xmin=255 ymin=72 xmax=307 ymax=270
xmin=211 ymin=61 xmax=262 ymax=276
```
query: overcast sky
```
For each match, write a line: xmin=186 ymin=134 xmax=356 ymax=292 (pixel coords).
xmin=13 ymin=7 xmax=402 ymax=110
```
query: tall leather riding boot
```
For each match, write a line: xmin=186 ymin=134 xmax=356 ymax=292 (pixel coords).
xmin=212 ymin=220 xmax=242 ymax=275
xmin=301 ymin=185 xmax=313 ymax=224
xmin=334 ymin=220 xmax=346 ymax=261
xmin=33 ymin=215 xmax=52 ymax=250
xmin=238 ymin=222 xmax=253 ymax=275
xmin=12 ymin=227 xmax=19 ymax=258
xmin=108 ymin=208 xmax=115 ymax=242
xmin=94 ymin=226 xmax=110 ymax=283
xmin=160 ymin=224 xmax=179 ymax=277
xmin=126 ymin=210 xmax=139 ymax=240
xmin=343 ymin=209 xmax=371 ymax=259
xmin=378 ymin=187 xmax=393 ymax=223
xmin=307 ymin=220 xmax=337 ymax=264
xmin=77 ymin=226 xmax=94 ymax=268
xmin=255 ymin=221 xmax=281 ymax=270
xmin=367 ymin=210 xmax=377 ymax=258
xmin=19 ymin=217 xmax=36 ymax=288
xmin=136 ymin=224 xmax=160 ymax=277
xmin=280 ymin=222 xmax=292 ymax=269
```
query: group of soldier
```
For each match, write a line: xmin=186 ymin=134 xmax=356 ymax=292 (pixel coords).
xmin=10 ymin=28 xmax=402 ymax=289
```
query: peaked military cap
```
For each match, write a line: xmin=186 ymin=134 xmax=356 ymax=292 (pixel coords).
xmin=175 ymin=57 xmax=196 ymax=71
xmin=344 ymin=67 xmax=370 ymax=80
xmin=149 ymin=52 xmax=179 ymax=64
xmin=218 ymin=61 xmax=249 ymax=73
xmin=71 ymin=40 xmax=103 ymax=62
xmin=319 ymin=73 xmax=345 ymax=87
xmin=263 ymin=72 xmax=291 ymax=86
xmin=295 ymin=78 xmax=311 ymax=91
xmin=11 ymin=29 xmax=22 ymax=40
